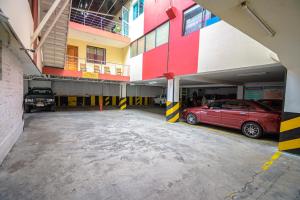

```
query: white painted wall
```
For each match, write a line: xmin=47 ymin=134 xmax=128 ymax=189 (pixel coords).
xmin=129 ymin=54 xmax=143 ymax=81
xmin=52 ymin=81 xmax=120 ymax=96
xmin=129 ymin=0 xmax=144 ymax=41
xmin=0 ymin=31 xmax=24 ymax=164
xmin=29 ymin=80 xmax=52 ymax=89
xmin=198 ymin=21 xmax=279 ymax=73
xmin=285 ymin=68 xmax=300 ymax=113
xmin=127 ymin=85 xmax=163 ymax=97
xmin=0 ymin=0 xmax=33 ymax=55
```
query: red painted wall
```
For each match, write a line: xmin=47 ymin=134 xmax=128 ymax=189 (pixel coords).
xmin=142 ymin=0 xmax=199 ymax=80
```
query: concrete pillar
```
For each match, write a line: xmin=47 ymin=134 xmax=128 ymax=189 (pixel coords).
xmin=166 ymin=78 xmax=180 ymax=123
xmin=119 ymin=83 xmax=127 ymax=110
xmin=279 ymin=68 xmax=300 ymax=154
xmin=237 ymin=85 xmax=244 ymax=99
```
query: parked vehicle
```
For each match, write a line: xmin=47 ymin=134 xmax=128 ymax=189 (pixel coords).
xmin=257 ymin=99 xmax=283 ymax=112
xmin=24 ymin=88 xmax=55 ymax=113
xmin=182 ymin=99 xmax=281 ymax=138
xmin=153 ymin=94 xmax=167 ymax=106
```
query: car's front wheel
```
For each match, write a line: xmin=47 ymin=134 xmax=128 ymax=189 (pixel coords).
xmin=242 ymin=122 xmax=263 ymax=139
xmin=186 ymin=113 xmax=198 ymax=125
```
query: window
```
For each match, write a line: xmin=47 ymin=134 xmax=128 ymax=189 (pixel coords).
xmin=130 ymin=41 xmax=138 ymax=57
xmin=183 ymin=5 xmax=204 ymax=35
xmin=139 ymin=0 xmax=144 ymax=15
xmin=133 ymin=0 xmax=144 ymax=20
xmin=0 ymin=40 xmax=2 ymax=80
xmin=87 ymin=46 xmax=106 ymax=64
xmin=222 ymin=101 xmax=249 ymax=110
xmin=137 ymin=37 xmax=145 ymax=55
xmin=133 ymin=3 xmax=139 ymax=20
xmin=145 ymin=31 xmax=156 ymax=51
xmin=156 ymin=22 xmax=169 ymax=47
xmin=208 ymin=101 xmax=223 ymax=109
xmin=183 ymin=5 xmax=219 ymax=35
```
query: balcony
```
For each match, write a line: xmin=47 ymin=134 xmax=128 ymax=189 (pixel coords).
xmin=43 ymin=56 xmax=130 ymax=82
xmin=68 ymin=9 xmax=130 ymax=49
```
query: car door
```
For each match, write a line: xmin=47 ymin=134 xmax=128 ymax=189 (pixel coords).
xmin=221 ymin=100 xmax=249 ymax=129
xmin=199 ymin=101 xmax=223 ymax=125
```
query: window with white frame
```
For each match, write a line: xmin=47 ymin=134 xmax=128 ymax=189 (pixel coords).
xmin=137 ymin=37 xmax=145 ymax=55
xmin=133 ymin=0 xmax=144 ymax=20
xmin=145 ymin=30 xmax=156 ymax=52
xmin=156 ymin=22 xmax=169 ymax=47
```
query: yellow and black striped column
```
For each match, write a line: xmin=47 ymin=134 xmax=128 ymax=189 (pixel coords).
xmin=279 ymin=112 xmax=300 ymax=154
xmin=166 ymin=101 xmax=180 ymax=123
xmin=104 ymin=96 xmax=110 ymax=106
xmin=119 ymin=97 xmax=127 ymax=110
xmin=135 ymin=96 xmax=142 ymax=105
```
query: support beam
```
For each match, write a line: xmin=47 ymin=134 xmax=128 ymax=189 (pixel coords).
xmin=279 ymin=68 xmax=300 ymax=154
xmin=35 ymin=0 xmax=70 ymax=51
xmin=119 ymin=83 xmax=127 ymax=110
xmin=166 ymin=78 xmax=180 ymax=123
xmin=237 ymin=85 xmax=244 ymax=99
xmin=31 ymin=0 xmax=62 ymax=44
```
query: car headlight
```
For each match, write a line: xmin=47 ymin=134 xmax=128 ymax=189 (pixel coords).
xmin=25 ymin=98 xmax=34 ymax=103
xmin=47 ymin=99 xmax=54 ymax=102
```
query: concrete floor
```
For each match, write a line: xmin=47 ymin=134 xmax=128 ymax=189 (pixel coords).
xmin=0 ymin=108 xmax=300 ymax=200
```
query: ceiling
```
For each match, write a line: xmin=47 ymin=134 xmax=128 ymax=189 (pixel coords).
xmin=131 ymin=64 xmax=286 ymax=87
xmin=194 ymin=0 xmax=300 ymax=72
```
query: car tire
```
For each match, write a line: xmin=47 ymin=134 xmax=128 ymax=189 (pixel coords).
xmin=242 ymin=122 xmax=263 ymax=139
xmin=186 ymin=113 xmax=198 ymax=125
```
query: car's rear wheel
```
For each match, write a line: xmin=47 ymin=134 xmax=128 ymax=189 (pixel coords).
xmin=186 ymin=113 xmax=197 ymax=125
xmin=242 ymin=122 xmax=263 ymax=139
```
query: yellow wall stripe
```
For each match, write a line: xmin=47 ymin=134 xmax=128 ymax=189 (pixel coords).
xmin=91 ymin=96 xmax=95 ymax=106
xmin=112 ymin=96 xmax=117 ymax=106
xmin=278 ymin=138 xmax=300 ymax=151
xmin=280 ymin=117 xmax=300 ymax=132
xmin=129 ymin=96 xmax=133 ymax=106
xmin=166 ymin=103 xmax=180 ymax=116
xmin=68 ymin=96 xmax=77 ymax=107
xmin=120 ymin=98 xmax=126 ymax=105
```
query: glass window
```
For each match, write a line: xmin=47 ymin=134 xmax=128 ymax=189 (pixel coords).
xmin=183 ymin=5 xmax=204 ymax=36
xmin=130 ymin=41 xmax=138 ymax=57
xmin=133 ymin=3 xmax=139 ymax=20
xmin=137 ymin=37 xmax=145 ymax=55
xmin=87 ymin=46 xmax=106 ymax=64
xmin=145 ymin=31 xmax=156 ymax=51
xmin=222 ymin=101 xmax=249 ymax=110
xmin=139 ymin=0 xmax=144 ymax=15
xmin=156 ymin=22 xmax=169 ymax=47
xmin=209 ymin=101 xmax=223 ymax=109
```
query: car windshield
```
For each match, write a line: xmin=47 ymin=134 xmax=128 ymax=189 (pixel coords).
xmin=29 ymin=89 xmax=52 ymax=95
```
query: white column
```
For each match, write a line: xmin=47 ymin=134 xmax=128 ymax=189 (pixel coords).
xmin=119 ymin=83 xmax=127 ymax=98
xmin=167 ymin=77 xmax=180 ymax=103
xmin=237 ymin=85 xmax=244 ymax=99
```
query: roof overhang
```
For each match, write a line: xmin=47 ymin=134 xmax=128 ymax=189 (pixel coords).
xmin=0 ymin=12 xmax=40 ymax=75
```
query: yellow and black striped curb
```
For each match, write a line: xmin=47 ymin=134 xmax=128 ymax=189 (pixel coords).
xmin=119 ymin=97 xmax=127 ymax=110
xmin=166 ymin=101 xmax=180 ymax=123
xmin=279 ymin=112 xmax=300 ymax=154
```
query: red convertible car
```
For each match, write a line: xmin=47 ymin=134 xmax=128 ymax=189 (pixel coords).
xmin=182 ymin=100 xmax=281 ymax=138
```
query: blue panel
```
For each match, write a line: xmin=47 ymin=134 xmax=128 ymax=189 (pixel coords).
xmin=205 ymin=16 xmax=221 ymax=27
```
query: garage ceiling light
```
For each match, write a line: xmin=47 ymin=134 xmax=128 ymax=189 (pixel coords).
xmin=237 ymin=72 xmax=267 ymax=77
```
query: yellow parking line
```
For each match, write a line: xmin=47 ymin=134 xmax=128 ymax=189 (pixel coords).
xmin=261 ymin=151 xmax=282 ymax=171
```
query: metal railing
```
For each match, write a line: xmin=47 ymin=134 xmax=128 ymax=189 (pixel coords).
xmin=70 ymin=8 xmax=127 ymax=36
xmin=64 ymin=56 xmax=130 ymax=77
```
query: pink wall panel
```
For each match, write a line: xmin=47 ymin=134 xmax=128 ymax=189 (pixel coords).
xmin=142 ymin=0 xmax=199 ymax=80
xmin=143 ymin=44 xmax=168 ymax=80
